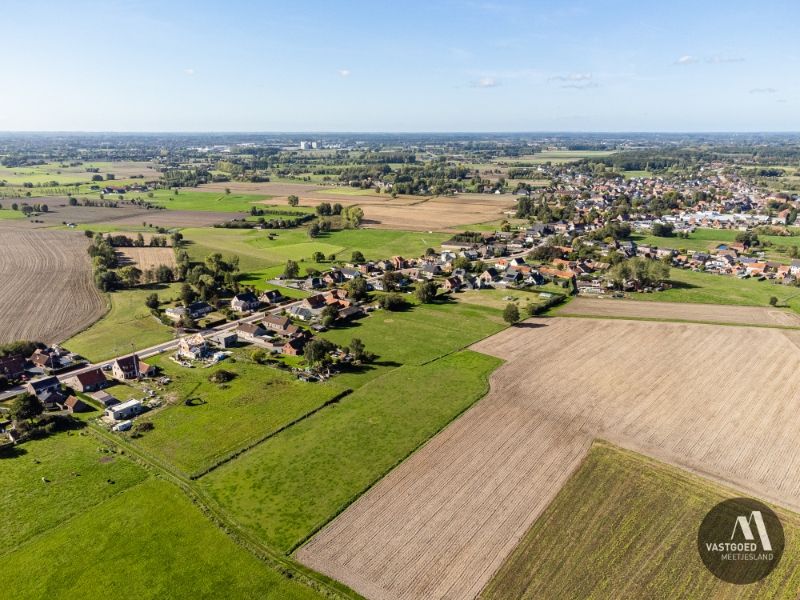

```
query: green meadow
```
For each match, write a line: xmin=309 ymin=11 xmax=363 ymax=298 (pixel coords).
xmin=0 ymin=433 xmax=147 ymax=555
xmin=64 ymin=284 xmax=181 ymax=362
xmin=131 ymin=352 xmax=349 ymax=477
xmin=129 ymin=189 xmax=271 ymax=212
xmin=3 ymin=478 xmax=324 ymax=600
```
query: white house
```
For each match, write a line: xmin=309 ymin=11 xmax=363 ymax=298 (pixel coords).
xmin=106 ymin=399 xmax=143 ymax=421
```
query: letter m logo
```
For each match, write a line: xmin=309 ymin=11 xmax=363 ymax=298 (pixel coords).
xmin=731 ymin=511 xmax=772 ymax=551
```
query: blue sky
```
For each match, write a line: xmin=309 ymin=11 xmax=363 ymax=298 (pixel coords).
xmin=1 ymin=0 xmax=798 ymax=131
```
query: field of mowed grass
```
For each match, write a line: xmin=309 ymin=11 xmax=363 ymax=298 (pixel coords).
xmin=636 ymin=268 xmax=800 ymax=312
xmin=482 ymin=442 xmax=800 ymax=599
xmin=0 ymin=433 xmax=147 ymax=555
xmin=200 ymin=349 xmax=502 ymax=552
xmin=64 ymin=283 xmax=181 ymax=362
xmin=3 ymin=478 xmax=324 ymax=600
xmin=131 ymin=353 xmax=349 ymax=477
xmin=129 ymin=189 xmax=269 ymax=212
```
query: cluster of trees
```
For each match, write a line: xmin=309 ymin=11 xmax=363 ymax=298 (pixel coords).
xmin=315 ymin=202 xmax=344 ymax=216
xmin=105 ymin=233 xmax=172 ymax=247
xmin=88 ymin=232 xmax=180 ymax=291
xmin=608 ymin=257 xmax=670 ymax=290
xmin=182 ymin=253 xmax=241 ymax=302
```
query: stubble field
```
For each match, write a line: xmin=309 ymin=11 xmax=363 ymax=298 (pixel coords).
xmin=0 ymin=229 xmax=106 ymax=344
xmin=116 ymin=247 xmax=177 ymax=270
xmin=298 ymin=316 xmax=800 ymax=599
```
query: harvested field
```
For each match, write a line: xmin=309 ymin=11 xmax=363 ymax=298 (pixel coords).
xmin=0 ymin=229 xmax=106 ymax=344
xmin=200 ymin=182 xmax=516 ymax=231
xmin=0 ymin=202 xmax=242 ymax=229
xmin=116 ymin=247 xmax=177 ymax=270
xmin=560 ymin=297 xmax=800 ymax=327
xmin=299 ymin=317 xmax=800 ymax=599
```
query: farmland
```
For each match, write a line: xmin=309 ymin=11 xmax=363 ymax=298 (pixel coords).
xmin=298 ymin=316 xmax=800 ymax=599
xmin=0 ymin=433 xmax=147 ymax=555
xmin=130 ymin=352 xmax=349 ymax=477
xmin=116 ymin=247 xmax=177 ymax=270
xmin=184 ymin=227 xmax=450 ymax=287
xmin=63 ymin=284 xmax=181 ymax=361
xmin=199 ymin=301 xmax=505 ymax=552
xmin=135 ymin=189 xmax=271 ymax=212
xmin=482 ymin=442 xmax=800 ymax=600
xmin=0 ymin=229 xmax=106 ymax=344
xmin=2 ymin=478 xmax=324 ymax=600
xmin=559 ymin=296 xmax=800 ymax=327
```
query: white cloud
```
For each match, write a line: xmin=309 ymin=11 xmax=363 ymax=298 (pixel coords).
xmin=184 ymin=68 xmax=195 ymax=76
xmin=707 ymin=55 xmax=745 ymax=64
xmin=749 ymin=87 xmax=777 ymax=94
xmin=549 ymin=72 xmax=592 ymax=82
xmin=338 ymin=69 xmax=351 ymax=77
xmin=471 ymin=76 xmax=499 ymax=88
xmin=561 ymin=81 xmax=599 ymax=90
xmin=675 ymin=55 xmax=699 ymax=65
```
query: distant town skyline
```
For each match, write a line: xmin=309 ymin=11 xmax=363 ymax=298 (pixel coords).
xmin=2 ymin=0 xmax=798 ymax=132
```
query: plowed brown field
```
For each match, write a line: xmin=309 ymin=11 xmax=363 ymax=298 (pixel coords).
xmin=0 ymin=229 xmax=106 ymax=344
xmin=298 ymin=317 xmax=800 ymax=599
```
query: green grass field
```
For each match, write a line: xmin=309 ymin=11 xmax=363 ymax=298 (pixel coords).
xmin=131 ymin=352 xmax=349 ymax=477
xmin=481 ymin=442 xmax=800 ymax=599
xmin=636 ymin=268 xmax=800 ymax=312
xmin=63 ymin=284 xmax=181 ymax=362
xmin=0 ymin=432 xmax=147 ymax=555
xmin=2 ymin=478 xmax=323 ymax=600
xmin=0 ymin=208 xmax=25 ymax=220
xmin=200 ymin=349 xmax=501 ymax=552
xmin=185 ymin=227 xmax=449 ymax=289
xmin=128 ymin=189 xmax=270 ymax=212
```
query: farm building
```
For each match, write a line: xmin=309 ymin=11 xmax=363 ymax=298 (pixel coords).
xmin=231 ymin=292 xmax=260 ymax=312
xmin=106 ymin=399 xmax=143 ymax=421
xmin=90 ymin=390 xmax=119 ymax=408
xmin=282 ymin=338 xmax=307 ymax=356
xmin=211 ymin=332 xmax=237 ymax=348
xmin=65 ymin=367 xmax=107 ymax=392
xmin=65 ymin=395 xmax=90 ymax=414
xmin=111 ymin=355 xmax=153 ymax=381
xmin=338 ymin=306 xmax=364 ymax=321
xmin=177 ymin=334 xmax=208 ymax=360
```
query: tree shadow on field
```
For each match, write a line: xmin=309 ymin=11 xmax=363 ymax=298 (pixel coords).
xmin=0 ymin=445 xmax=27 ymax=459
xmin=513 ymin=321 xmax=548 ymax=329
xmin=667 ymin=279 xmax=700 ymax=290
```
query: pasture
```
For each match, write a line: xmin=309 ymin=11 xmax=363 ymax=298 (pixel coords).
xmin=2 ymin=478 xmax=324 ymax=600
xmin=482 ymin=442 xmax=800 ymax=599
xmin=64 ymin=284 xmax=181 ymax=362
xmin=298 ymin=316 xmax=800 ymax=599
xmin=0 ymin=229 xmax=107 ymax=344
xmin=131 ymin=353 xmax=349 ymax=477
xmin=0 ymin=432 xmax=147 ymax=556
xmin=202 ymin=350 xmax=502 ymax=553
xmin=135 ymin=189 xmax=271 ymax=212
xmin=184 ymin=227 xmax=450 ymax=287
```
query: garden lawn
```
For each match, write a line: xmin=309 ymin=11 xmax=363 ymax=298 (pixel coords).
xmin=0 ymin=432 xmax=147 ymax=555
xmin=63 ymin=283 xmax=181 ymax=362
xmin=2 ymin=478 xmax=323 ymax=600
xmin=200 ymin=349 xmax=502 ymax=552
xmin=482 ymin=441 xmax=800 ymax=599
xmin=132 ymin=353 xmax=349 ymax=477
